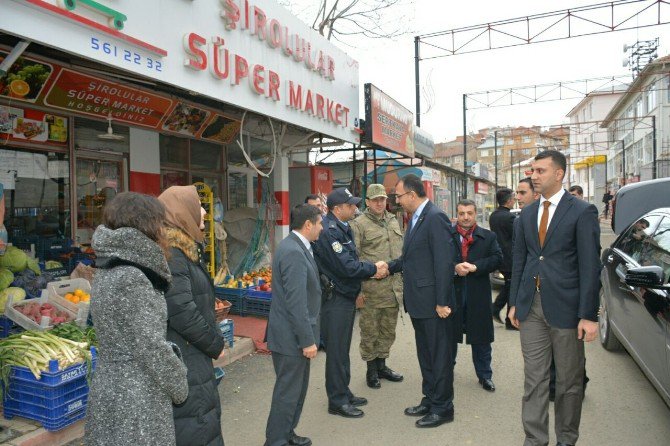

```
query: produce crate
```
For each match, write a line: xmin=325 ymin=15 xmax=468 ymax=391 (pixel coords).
xmin=247 ymin=286 xmax=272 ymax=300
xmin=214 ymin=299 xmax=232 ymax=322
xmin=244 ymin=295 xmax=272 ymax=318
xmin=214 ymin=287 xmax=246 ymax=315
xmin=219 ymin=319 xmax=234 ymax=349
xmin=48 ymin=278 xmax=91 ymax=324
xmin=0 ymin=315 xmax=22 ymax=339
xmin=4 ymin=379 xmax=88 ymax=408
xmin=9 ymin=347 xmax=97 ymax=387
xmin=5 ymin=294 xmax=77 ymax=332
xmin=3 ymin=404 xmax=87 ymax=432
xmin=66 ymin=253 xmax=96 ymax=274
xmin=37 ymin=238 xmax=73 ymax=262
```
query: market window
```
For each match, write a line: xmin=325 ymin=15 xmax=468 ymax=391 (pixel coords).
xmin=1 ymin=148 xmax=71 ymax=247
xmin=191 ymin=140 xmax=223 ymax=171
xmin=160 ymin=134 xmax=189 ymax=166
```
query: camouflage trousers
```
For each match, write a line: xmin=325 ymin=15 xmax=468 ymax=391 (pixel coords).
xmin=358 ymin=305 xmax=399 ymax=361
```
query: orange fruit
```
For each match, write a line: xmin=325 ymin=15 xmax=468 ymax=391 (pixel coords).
xmin=81 ymin=294 xmax=90 ymax=303
xmin=74 ymin=289 xmax=84 ymax=297
xmin=65 ymin=293 xmax=74 ymax=301
xmin=9 ymin=80 xmax=30 ymax=97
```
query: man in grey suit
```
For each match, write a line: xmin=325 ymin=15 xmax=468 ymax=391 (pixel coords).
xmin=265 ymin=204 xmax=324 ymax=446
xmin=509 ymin=150 xmax=601 ymax=446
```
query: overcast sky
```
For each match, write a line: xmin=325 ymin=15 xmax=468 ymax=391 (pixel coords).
xmin=286 ymin=0 xmax=670 ymax=144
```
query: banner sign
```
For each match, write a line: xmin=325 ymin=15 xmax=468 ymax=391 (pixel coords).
xmin=363 ymin=83 xmax=414 ymax=157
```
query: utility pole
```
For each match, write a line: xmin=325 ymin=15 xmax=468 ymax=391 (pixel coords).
xmin=621 ymin=139 xmax=626 ymax=185
xmin=652 ymin=115 xmax=657 ymax=179
xmin=462 ymin=94 xmax=468 ymax=198
xmin=414 ymin=36 xmax=421 ymax=127
xmin=494 ymin=131 xmax=498 ymax=190
xmin=510 ymin=148 xmax=514 ymax=187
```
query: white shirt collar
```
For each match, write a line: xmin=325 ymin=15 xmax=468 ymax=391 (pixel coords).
xmin=414 ymin=199 xmax=429 ymax=220
xmin=540 ymin=188 xmax=565 ymax=207
xmin=292 ymin=230 xmax=312 ymax=253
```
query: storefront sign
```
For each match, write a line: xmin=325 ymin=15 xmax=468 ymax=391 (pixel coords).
xmin=474 ymin=180 xmax=489 ymax=195
xmin=363 ymin=84 xmax=414 ymax=157
xmin=3 ymin=0 xmax=360 ymax=143
xmin=419 ymin=167 xmax=441 ymax=186
xmin=43 ymin=68 xmax=173 ymax=127
xmin=0 ymin=105 xmax=68 ymax=144
xmin=161 ymin=102 xmax=210 ymax=137
xmin=201 ymin=114 xmax=242 ymax=144
xmin=413 ymin=126 xmax=434 ymax=158
xmin=0 ymin=52 xmax=55 ymax=104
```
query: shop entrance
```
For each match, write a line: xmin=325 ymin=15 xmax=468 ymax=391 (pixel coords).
xmin=74 ymin=151 xmax=127 ymax=245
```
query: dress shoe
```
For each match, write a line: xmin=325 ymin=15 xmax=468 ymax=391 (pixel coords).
xmin=288 ymin=434 xmax=312 ymax=446
xmin=415 ymin=412 xmax=454 ymax=428
xmin=404 ymin=404 xmax=430 ymax=416
xmin=376 ymin=358 xmax=404 ymax=382
xmin=492 ymin=306 xmax=503 ymax=324
xmin=328 ymin=404 xmax=364 ymax=418
xmin=350 ymin=396 xmax=368 ymax=407
xmin=556 ymin=443 xmax=574 ymax=446
xmin=479 ymin=378 xmax=495 ymax=392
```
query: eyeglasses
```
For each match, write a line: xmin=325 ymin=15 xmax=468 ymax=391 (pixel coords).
xmin=395 ymin=191 xmax=412 ymax=200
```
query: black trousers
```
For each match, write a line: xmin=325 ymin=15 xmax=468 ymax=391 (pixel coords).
xmin=265 ymin=353 xmax=310 ymax=446
xmin=492 ymin=271 xmax=512 ymax=319
xmin=321 ymin=292 xmax=356 ymax=407
xmin=411 ymin=316 xmax=455 ymax=416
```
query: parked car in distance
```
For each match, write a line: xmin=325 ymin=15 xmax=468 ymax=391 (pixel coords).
xmin=599 ymin=205 xmax=670 ymax=407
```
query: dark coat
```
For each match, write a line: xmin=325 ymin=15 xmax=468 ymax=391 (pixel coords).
xmin=267 ymin=232 xmax=321 ymax=356
xmin=488 ymin=206 xmax=516 ymax=273
xmin=509 ymin=191 xmax=602 ymax=328
xmin=388 ymin=200 xmax=456 ymax=318
xmin=452 ymin=225 xmax=503 ymax=344
xmin=164 ymin=228 xmax=225 ymax=446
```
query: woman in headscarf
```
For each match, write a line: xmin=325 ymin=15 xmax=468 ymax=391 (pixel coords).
xmin=86 ymin=192 xmax=188 ymax=446
xmin=158 ymin=185 xmax=226 ymax=446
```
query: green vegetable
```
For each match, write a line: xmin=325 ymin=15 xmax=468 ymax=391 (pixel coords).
xmin=26 ymin=257 xmax=41 ymax=275
xmin=0 ymin=268 xmax=13 ymax=291
xmin=0 ymin=287 xmax=26 ymax=313
xmin=45 ymin=260 xmax=63 ymax=269
xmin=0 ymin=246 xmax=28 ymax=273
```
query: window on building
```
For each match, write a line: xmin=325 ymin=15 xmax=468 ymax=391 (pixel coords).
xmin=646 ymin=83 xmax=657 ymax=113
xmin=480 ymin=149 xmax=490 ymax=157
xmin=522 ymin=136 xmax=531 ymax=143
xmin=636 ymin=98 xmax=644 ymax=117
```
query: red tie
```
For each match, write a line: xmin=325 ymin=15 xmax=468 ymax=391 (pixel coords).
xmin=536 ymin=201 xmax=551 ymax=289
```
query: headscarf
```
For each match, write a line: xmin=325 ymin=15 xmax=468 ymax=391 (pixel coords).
xmin=158 ymin=185 xmax=204 ymax=243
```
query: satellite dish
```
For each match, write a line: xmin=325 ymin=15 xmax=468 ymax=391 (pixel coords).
xmin=98 ymin=113 xmax=124 ymax=141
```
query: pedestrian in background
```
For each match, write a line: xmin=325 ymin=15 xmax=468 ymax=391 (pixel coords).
xmin=602 ymin=190 xmax=613 ymax=219
xmin=86 ymin=192 xmax=188 ymax=446
xmin=313 ymin=188 xmax=386 ymax=419
xmin=489 ymin=187 xmax=516 ymax=329
xmin=305 ymin=194 xmax=327 ymax=216
xmin=159 ymin=185 xmax=226 ymax=446
xmin=516 ymin=178 xmax=538 ymax=209
xmin=388 ymin=174 xmax=457 ymax=428
xmin=350 ymin=184 xmax=404 ymax=390
xmin=452 ymin=199 xmax=502 ymax=392
xmin=265 ymin=204 xmax=323 ymax=446
xmin=568 ymin=185 xmax=584 ymax=200
xmin=510 ymin=150 xmax=601 ymax=446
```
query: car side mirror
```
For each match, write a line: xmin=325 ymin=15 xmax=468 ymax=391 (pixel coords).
xmin=625 ymin=266 xmax=667 ymax=289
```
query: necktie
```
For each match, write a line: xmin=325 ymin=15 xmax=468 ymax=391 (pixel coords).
xmin=410 ymin=213 xmax=419 ymax=233
xmin=538 ymin=201 xmax=551 ymax=247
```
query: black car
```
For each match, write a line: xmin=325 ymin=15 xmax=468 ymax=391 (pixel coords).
xmin=599 ymin=206 xmax=670 ymax=407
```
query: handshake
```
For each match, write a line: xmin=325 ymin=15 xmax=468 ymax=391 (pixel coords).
xmin=372 ymin=261 xmax=389 ymax=280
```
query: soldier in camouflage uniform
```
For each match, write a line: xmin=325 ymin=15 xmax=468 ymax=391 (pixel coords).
xmin=351 ymin=184 xmax=404 ymax=389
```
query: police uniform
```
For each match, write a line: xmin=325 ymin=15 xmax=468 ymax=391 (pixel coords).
xmin=350 ymin=184 xmax=404 ymax=389
xmin=313 ymin=188 xmax=376 ymax=416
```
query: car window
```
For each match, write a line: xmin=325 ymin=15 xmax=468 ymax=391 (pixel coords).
xmin=616 ymin=214 xmax=663 ymax=261
xmin=644 ymin=217 xmax=670 ymax=280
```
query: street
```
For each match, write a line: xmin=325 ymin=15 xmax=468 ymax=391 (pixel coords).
xmin=218 ymin=225 xmax=670 ymax=446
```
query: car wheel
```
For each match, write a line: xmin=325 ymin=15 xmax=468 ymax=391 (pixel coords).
xmin=599 ymin=289 xmax=622 ymax=351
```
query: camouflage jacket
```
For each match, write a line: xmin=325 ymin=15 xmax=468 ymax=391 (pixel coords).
xmin=350 ymin=209 xmax=403 ymax=308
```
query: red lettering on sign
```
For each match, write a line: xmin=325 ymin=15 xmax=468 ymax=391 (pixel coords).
xmin=251 ymin=64 xmax=265 ymax=95
xmin=221 ymin=0 xmax=240 ymax=30
xmin=253 ymin=6 xmax=267 ymax=41
xmin=342 ymin=106 xmax=350 ymax=127
xmin=268 ymin=71 xmax=280 ymax=101
xmin=282 ymin=26 xmax=293 ymax=56
xmin=317 ymin=51 xmax=325 ymax=77
xmin=211 ymin=37 xmax=229 ymax=79
xmin=335 ymin=103 xmax=342 ymax=125
xmin=233 ymin=55 xmax=249 ymax=85
xmin=316 ymin=94 xmax=325 ymax=119
xmin=327 ymin=56 xmax=335 ymax=80
xmin=184 ymin=33 xmax=207 ymax=71
xmin=304 ymin=89 xmax=314 ymax=115
xmin=268 ymin=19 xmax=282 ymax=48
xmin=288 ymin=81 xmax=302 ymax=109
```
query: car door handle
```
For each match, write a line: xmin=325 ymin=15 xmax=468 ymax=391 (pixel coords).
xmin=607 ymin=255 xmax=615 ymax=263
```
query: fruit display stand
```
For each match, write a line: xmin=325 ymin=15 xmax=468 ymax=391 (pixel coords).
xmin=47 ymin=278 xmax=91 ymax=325
xmin=5 ymin=293 xmax=78 ymax=331
xmin=195 ymin=182 xmax=216 ymax=278
xmin=2 ymin=347 xmax=97 ymax=432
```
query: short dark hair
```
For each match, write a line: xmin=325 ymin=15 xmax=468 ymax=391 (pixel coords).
xmin=569 ymin=185 xmax=584 ymax=196
xmin=457 ymin=199 xmax=477 ymax=211
xmin=103 ymin=192 xmax=167 ymax=249
xmin=535 ymin=149 xmax=566 ymax=173
xmin=519 ymin=177 xmax=534 ymax=191
xmin=290 ymin=204 xmax=321 ymax=231
xmin=397 ymin=174 xmax=426 ymax=197
xmin=304 ymin=194 xmax=319 ymax=203
xmin=496 ymin=188 xmax=514 ymax=206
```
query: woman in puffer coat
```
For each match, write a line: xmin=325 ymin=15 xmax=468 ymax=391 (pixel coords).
xmin=158 ymin=186 xmax=226 ymax=446
xmin=85 ymin=192 xmax=189 ymax=446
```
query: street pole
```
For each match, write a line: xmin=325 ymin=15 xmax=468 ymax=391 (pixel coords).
xmin=363 ymin=148 xmax=368 ymax=194
xmin=652 ymin=115 xmax=657 ymax=179
xmin=621 ymin=139 xmax=626 ymax=185
xmin=414 ymin=36 xmax=421 ymax=127
xmin=510 ymin=148 xmax=514 ymax=187
xmin=462 ymin=94 xmax=468 ymax=198
xmin=373 ymin=148 xmax=378 ymax=184
xmin=494 ymin=131 xmax=498 ymax=190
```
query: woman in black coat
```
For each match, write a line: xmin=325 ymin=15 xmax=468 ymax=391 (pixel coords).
xmin=159 ymin=186 xmax=226 ymax=446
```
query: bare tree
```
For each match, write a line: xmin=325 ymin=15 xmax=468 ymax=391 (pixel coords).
xmin=282 ymin=0 xmax=413 ymax=43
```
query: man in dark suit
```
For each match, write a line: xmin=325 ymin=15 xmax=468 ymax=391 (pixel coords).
xmin=509 ymin=150 xmax=601 ymax=446
xmin=265 ymin=204 xmax=324 ymax=446
xmin=386 ymin=174 xmax=457 ymax=428
xmin=489 ymin=187 xmax=517 ymax=329
xmin=452 ymin=199 xmax=502 ymax=392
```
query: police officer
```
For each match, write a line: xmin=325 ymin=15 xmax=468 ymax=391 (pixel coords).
xmin=313 ymin=188 xmax=386 ymax=419
xmin=350 ymin=184 xmax=404 ymax=389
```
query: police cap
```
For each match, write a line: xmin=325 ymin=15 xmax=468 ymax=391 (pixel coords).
xmin=327 ymin=188 xmax=362 ymax=208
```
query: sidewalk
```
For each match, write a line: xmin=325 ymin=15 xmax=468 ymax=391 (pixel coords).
xmin=0 ymin=336 xmax=256 ymax=446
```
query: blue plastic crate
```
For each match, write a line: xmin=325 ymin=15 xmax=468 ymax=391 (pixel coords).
xmin=0 ymin=315 xmax=22 ymax=339
xmin=247 ymin=286 xmax=272 ymax=300
xmin=2 ymin=391 xmax=87 ymax=423
xmin=3 ymin=405 xmax=86 ymax=432
xmin=37 ymin=238 xmax=74 ymax=261
xmin=244 ymin=295 xmax=272 ymax=317
xmin=4 ymin=379 xmax=88 ymax=408
xmin=9 ymin=347 xmax=96 ymax=387
xmin=214 ymin=287 xmax=246 ymax=315
xmin=218 ymin=319 xmax=234 ymax=348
